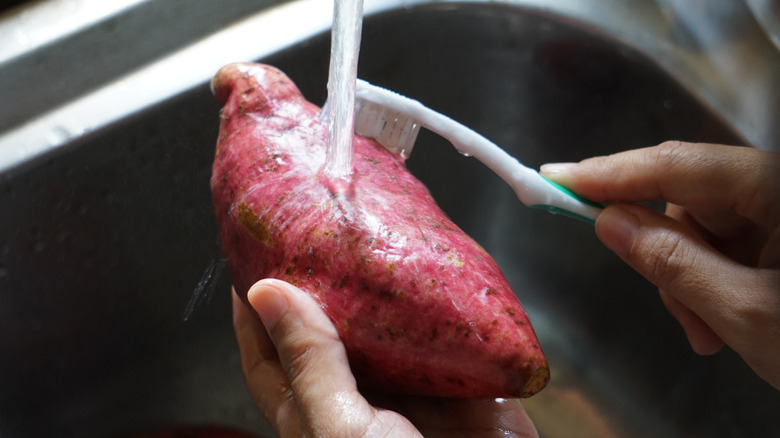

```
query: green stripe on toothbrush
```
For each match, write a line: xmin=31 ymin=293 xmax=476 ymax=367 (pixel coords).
xmin=530 ymin=204 xmax=597 ymax=225
xmin=530 ymin=176 xmax=603 ymax=225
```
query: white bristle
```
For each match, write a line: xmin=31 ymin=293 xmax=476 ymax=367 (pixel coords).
xmin=320 ymin=80 xmax=423 ymax=159
xmin=354 ymin=98 xmax=420 ymax=159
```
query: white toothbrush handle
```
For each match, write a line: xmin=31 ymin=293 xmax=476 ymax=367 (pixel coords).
xmin=421 ymin=111 xmax=603 ymax=224
xmin=354 ymin=80 xmax=602 ymax=223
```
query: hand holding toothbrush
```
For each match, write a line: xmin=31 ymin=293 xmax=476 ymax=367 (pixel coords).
xmin=541 ymin=141 xmax=780 ymax=391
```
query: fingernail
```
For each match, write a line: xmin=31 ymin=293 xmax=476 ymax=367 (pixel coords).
xmin=596 ymin=205 xmax=640 ymax=258
xmin=539 ymin=162 xmax=576 ymax=176
xmin=247 ymin=280 xmax=290 ymax=331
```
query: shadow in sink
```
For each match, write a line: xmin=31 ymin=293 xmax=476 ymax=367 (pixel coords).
xmin=0 ymin=3 xmax=777 ymax=438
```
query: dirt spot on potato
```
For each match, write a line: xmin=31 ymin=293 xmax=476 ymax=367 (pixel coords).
xmin=237 ymin=203 xmax=276 ymax=247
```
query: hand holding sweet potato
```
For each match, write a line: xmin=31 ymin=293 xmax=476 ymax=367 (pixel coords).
xmin=233 ymin=280 xmax=539 ymax=437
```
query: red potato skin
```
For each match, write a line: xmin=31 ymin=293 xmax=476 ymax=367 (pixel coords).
xmin=210 ymin=62 xmax=549 ymax=398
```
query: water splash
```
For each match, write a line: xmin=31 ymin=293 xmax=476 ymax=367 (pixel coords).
xmin=183 ymin=257 xmax=226 ymax=321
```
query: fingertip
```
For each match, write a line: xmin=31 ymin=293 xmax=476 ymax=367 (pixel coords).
xmin=539 ymin=162 xmax=576 ymax=177
xmin=248 ymin=279 xmax=291 ymax=332
xmin=692 ymin=337 xmax=726 ymax=356
xmin=659 ymin=290 xmax=725 ymax=356
xmin=539 ymin=162 xmax=576 ymax=188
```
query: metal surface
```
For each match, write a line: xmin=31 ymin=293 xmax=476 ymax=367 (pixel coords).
xmin=1 ymin=1 xmax=779 ymax=437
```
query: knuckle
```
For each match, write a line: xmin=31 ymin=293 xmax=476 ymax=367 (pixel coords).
xmin=647 ymin=142 xmax=690 ymax=198
xmin=283 ymin=336 xmax=318 ymax=383
xmin=278 ymin=324 xmax=342 ymax=386
xmin=654 ymin=141 xmax=687 ymax=162
xmin=643 ymin=228 xmax=696 ymax=290
xmin=721 ymin=271 xmax=780 ymax=346
xmin=740 ymin=162 xmax=780 ymax=225
xmin=652 ymin=141 xmax=694 ymax=173
xmin=656 ymin=140 xmax=686 ymax=154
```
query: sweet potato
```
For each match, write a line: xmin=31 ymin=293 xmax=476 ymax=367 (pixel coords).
xmin=210 ymin=62 xmax=549 ymax=398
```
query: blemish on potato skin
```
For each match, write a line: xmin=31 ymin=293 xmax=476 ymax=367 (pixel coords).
xmin=433 ymin=243 xmax=450 ymax=252
xmin=446 ymin=254 xmax=464 ymax=267
xmin=418 ymin=373 xmax=434 ymax=385
xmin=236 ymin=203 xmax=276 ymax=247
xmin=386 ymin=327 xmax=404 ymax=341
xmin=446 ymin=377 xmax=466 ymax=387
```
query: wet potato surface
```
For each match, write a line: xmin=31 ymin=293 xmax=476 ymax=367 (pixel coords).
xmin=211 ymin=62 xmax=549 ymax=398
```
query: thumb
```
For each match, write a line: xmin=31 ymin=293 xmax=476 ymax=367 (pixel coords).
xmin=594 ymin=204 xmax=749 ymax=350
xmin=247 ymin=279 xmax=373 ymax=435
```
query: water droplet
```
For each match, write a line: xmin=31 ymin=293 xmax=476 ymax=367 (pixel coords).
xmin=457 ymin=149 xmax=471 ymax=157
xmin=13 ymin=27 xmax=30 ymax=47
xmin=47 ymin=126 xmax=71 ymax=146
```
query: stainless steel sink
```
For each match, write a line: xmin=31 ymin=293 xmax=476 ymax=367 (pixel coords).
xmin=1 ymin=1 xmax=778 ymax=437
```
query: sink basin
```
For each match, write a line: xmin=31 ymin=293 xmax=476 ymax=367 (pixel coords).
xmin=1 ymin=1 xmax=778 ymax=437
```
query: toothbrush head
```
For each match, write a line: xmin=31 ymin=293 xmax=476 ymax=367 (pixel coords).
xmin=319 ymin=82 xmax=421 ymax=160
xmin=353 ymin=94 xmax=421 ymax=160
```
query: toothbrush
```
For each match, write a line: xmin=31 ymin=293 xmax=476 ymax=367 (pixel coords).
xmin=339 ymin=80 xmax=604 ymax=224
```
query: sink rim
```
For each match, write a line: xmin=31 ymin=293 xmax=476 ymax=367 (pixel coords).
xmin=0 ymin=0 xmax=777 ymax=179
